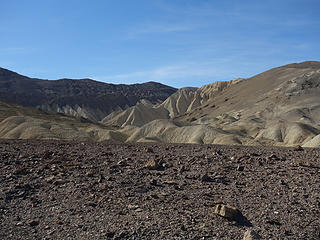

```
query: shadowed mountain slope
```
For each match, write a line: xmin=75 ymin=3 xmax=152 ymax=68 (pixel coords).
xmin=0 ymin=68 xmax=177 ymax=121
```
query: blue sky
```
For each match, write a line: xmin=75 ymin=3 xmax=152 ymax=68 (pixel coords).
xmin=1 ymin=0 xmax=319 ymax=88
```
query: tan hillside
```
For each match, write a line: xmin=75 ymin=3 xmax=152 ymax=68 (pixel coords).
xmin=125 ymin=119 xmax=256 ymax=145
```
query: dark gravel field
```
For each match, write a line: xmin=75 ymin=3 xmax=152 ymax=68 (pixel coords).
xmin=0 ymin=140 xmax=319 ymax=239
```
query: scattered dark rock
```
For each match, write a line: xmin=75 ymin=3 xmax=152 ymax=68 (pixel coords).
xmin=86 ymin=172 xmax=95 ymax=177
xmin=237 ymin=165 xmax=244 ymax=171
xmin=201 ymin=173 xmax=214 ymax=182
xmin=29 ymin=220 xmax=39 ymax=227
xmin=13 ymin=168 xmax=29 ymax=175
xmin=106 ymin=231 xmax=115 ymax=238
xmin=53 ymin=180 xmax=67 ymax=185
xmin=294 ymin=145 xmax=304 ymax=151
xmin=117 ymin=160 xmax=128 ymax=166
xmin=150 ymin=179 xmax=158 ymax=186
xmin=266 ymin=219 xmax=282 ymax=226
xmin=87 ymin=202 xmax=97 ymax=208
xmin=266 ymin=154 xmax=279 ymax=161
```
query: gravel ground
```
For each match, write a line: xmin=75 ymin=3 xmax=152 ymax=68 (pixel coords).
xmin=0 ymin=140 xmax=319 ymax=239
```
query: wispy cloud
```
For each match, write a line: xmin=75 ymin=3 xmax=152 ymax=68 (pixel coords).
xmin=156 ymin=1 xmax=320 ymax=28
xmin=127 ymin=23 xmax=195 ymax=39
xmin=279 ymin=19 xmax=320 ymax=27
xmin=0 ymin=61 xmax=14 ymax=68
xmin=154 ymin=1 xmax=228 ymax=18
xmin=0 ymin=47 xmax=36 ymax=54
xmin=95 ymin=61 xmax=238 ymax=87
xmin=141 ymin=24 xmax=194 ymax=34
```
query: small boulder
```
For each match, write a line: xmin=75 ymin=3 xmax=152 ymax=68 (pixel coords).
xmin=243 ymin=229 xmax=261 ymax=240
xmin=214 ymin=204 xmax=242 ymax=220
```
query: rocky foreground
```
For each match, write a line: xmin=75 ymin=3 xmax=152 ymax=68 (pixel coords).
xmin=0 ymin=140 xmax=319 ymax=239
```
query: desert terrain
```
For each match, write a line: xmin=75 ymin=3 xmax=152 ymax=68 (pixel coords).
xmin=0 ymin=61 xmax=320 ymax=239
xmin=0 ymin=140 xmax=319 ymax=239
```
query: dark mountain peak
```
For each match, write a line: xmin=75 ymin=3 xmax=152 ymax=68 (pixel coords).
xmin=140 ymin=81 xmax=168 ymax=86
xmin=0 ymin=67 xmax=27 ymax=78
xmin=129 ymin=81 xmax=178 ymax=91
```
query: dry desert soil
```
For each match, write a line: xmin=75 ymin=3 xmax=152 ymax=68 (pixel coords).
xmin=0 ymin=140 xmax=319 ymax=239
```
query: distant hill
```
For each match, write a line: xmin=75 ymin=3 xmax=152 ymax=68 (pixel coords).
xmin=0 ymin=100 xmax=122 ymax=141
xmin=0 ymin=68 xmax=177 ymax=121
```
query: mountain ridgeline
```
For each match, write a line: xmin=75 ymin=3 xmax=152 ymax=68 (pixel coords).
xmin=1 ymin=61 xmax=320 ymax=147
